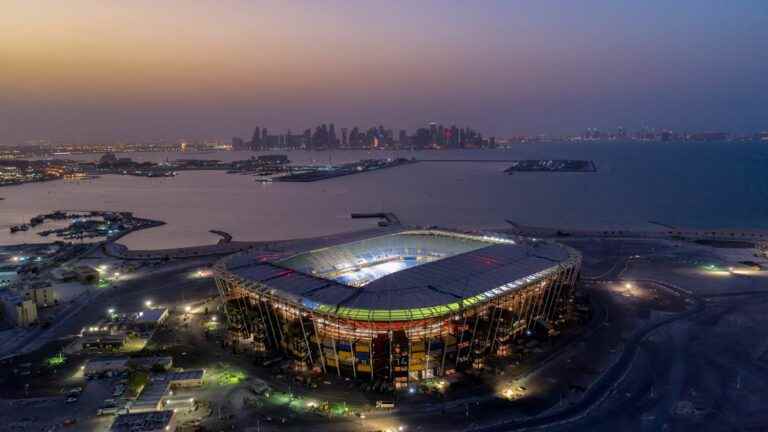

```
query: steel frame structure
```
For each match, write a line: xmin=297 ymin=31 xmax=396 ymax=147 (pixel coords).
xmin=214 ymin=233 xmax=581 ymax=385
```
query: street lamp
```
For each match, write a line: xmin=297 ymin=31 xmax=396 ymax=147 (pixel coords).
xmin=145 ymin=300 xmax=153 ymax=308
xmin=185 ymin=306 xmax=192 ymax=313
xmin=107 ymin=308 xmax=115 ymax=315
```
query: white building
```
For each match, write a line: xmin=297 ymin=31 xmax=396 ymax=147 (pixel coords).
xmin=133 ymin=308 xmax=169 ymax=328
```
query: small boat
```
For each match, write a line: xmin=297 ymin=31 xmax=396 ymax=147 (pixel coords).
xmin=10 ymin=224 xmax=29 ymax=233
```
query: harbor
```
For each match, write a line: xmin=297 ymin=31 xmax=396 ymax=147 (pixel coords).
xmin=9 ymin=211 xmax=163 ymax=243
xmin=504 ymin=159 xmax=597 ymax=173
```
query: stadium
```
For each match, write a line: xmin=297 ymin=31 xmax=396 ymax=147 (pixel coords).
xmin=214 ymin=229 xmax=581 ymax=386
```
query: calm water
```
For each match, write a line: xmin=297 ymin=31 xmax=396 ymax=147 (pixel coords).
xmin=2 ymin=142 xmax=767 ymax=250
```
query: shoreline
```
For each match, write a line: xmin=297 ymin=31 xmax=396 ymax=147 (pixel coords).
xmin=7 ymin=217 xmax=767 ymax=255
xmin=100 ymin=213 xmax=768 ymax=261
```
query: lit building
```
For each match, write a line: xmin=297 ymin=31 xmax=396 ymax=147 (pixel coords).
xmin=21 ymin=285 xmax=57 ymax=307
xmin=215 ymin=229 xmax=581 ymax=386
xmin=0 ymin=290 xmax=38 ymax=326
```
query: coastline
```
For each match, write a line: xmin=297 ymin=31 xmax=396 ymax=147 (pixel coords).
xmin=98 ymin=212 xmax=768 ymax=261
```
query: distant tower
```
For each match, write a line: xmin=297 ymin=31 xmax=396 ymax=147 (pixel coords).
xmin=251 ymin=126 xmax=261 ymax=150
xmin=329 ymin=123 xmax=337 ymax=150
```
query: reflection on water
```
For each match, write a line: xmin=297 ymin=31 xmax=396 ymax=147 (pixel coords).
xmin=2 ymin=144 xmax=767 ymax=250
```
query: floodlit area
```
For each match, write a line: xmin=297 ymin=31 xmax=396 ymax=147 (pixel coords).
xmin=216 ymin=229 xmax=582 ymax=386
xmin=332 ymin=257 xmax=427 ymax=287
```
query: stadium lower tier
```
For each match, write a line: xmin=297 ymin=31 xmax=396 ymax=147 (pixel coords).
xmin=214 ymin=260 xmax=581 ymax=385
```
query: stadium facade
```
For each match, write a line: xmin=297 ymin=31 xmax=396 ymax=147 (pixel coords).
xmin=214 ymin=229 xmax=581 ymax=386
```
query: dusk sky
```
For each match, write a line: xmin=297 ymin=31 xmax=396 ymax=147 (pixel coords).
xmin=1 ymin=0 xmax=767 ymax=143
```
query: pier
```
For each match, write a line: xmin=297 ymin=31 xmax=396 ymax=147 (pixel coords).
xmin=350 ymin=212 xmax=401 ymax=226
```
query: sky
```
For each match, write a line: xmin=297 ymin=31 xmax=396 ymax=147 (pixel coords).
xmin=1 ymin=0 xmax=767 ymax=143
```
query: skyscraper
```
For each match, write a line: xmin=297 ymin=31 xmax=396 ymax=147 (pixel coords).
xmin=250 ymin=126 xmax=261 ymax=150
xmin=329 ymin=124 xmax=337 ymax=150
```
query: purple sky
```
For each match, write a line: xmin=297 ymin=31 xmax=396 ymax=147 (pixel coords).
xmin=1 ymin=0 xmax=766 ymax=143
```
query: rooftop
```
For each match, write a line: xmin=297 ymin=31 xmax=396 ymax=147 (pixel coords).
xmin=85 ymin=357 xmax=129 ymax=368
xmin=133 ymin=308 xmax=168 ymax=324
xmin=133 ymin=369 xmax=205 ymax=410
xmin=161 ymin=369 xmax=205 ymax=382
xmin=224 ymin=229 xmax=579 ymax=321
xmin=110 ymin=410 xmax=174 ymax=432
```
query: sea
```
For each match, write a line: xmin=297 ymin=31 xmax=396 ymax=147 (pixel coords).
xmin=1 ymin=141 xmax=766 ymax=250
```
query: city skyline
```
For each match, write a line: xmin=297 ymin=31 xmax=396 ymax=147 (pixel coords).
xmin=2 ymin=1 xmax=767 ymax=143
xmin=8 ymin=122 xmax=768 ymax=154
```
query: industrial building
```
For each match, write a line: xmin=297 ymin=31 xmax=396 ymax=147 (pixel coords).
xmin=84 ymin=356 xmax=175 ymax=377
xmin=110 ymin=410 xmax=176 ymax=432
xmin=132 ymin=369 xmax=205 ymax=413
xmin=83 ymin=357 xmax=130 ymax=377
xmin=132 ymin=308 xmax=169 ymax=329
xmin=214 ymin=229 xmax=581 ymax=386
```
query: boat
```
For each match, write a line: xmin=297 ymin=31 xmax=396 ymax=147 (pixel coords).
xmin=10 ymin=224 xmax=29 ymax=233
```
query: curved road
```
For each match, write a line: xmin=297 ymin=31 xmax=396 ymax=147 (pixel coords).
xmin=472 ymin=278 xmax=708 ymax=431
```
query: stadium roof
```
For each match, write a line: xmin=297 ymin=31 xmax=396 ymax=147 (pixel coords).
xmin=224 ymin=230 xmax=579 ymax=321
